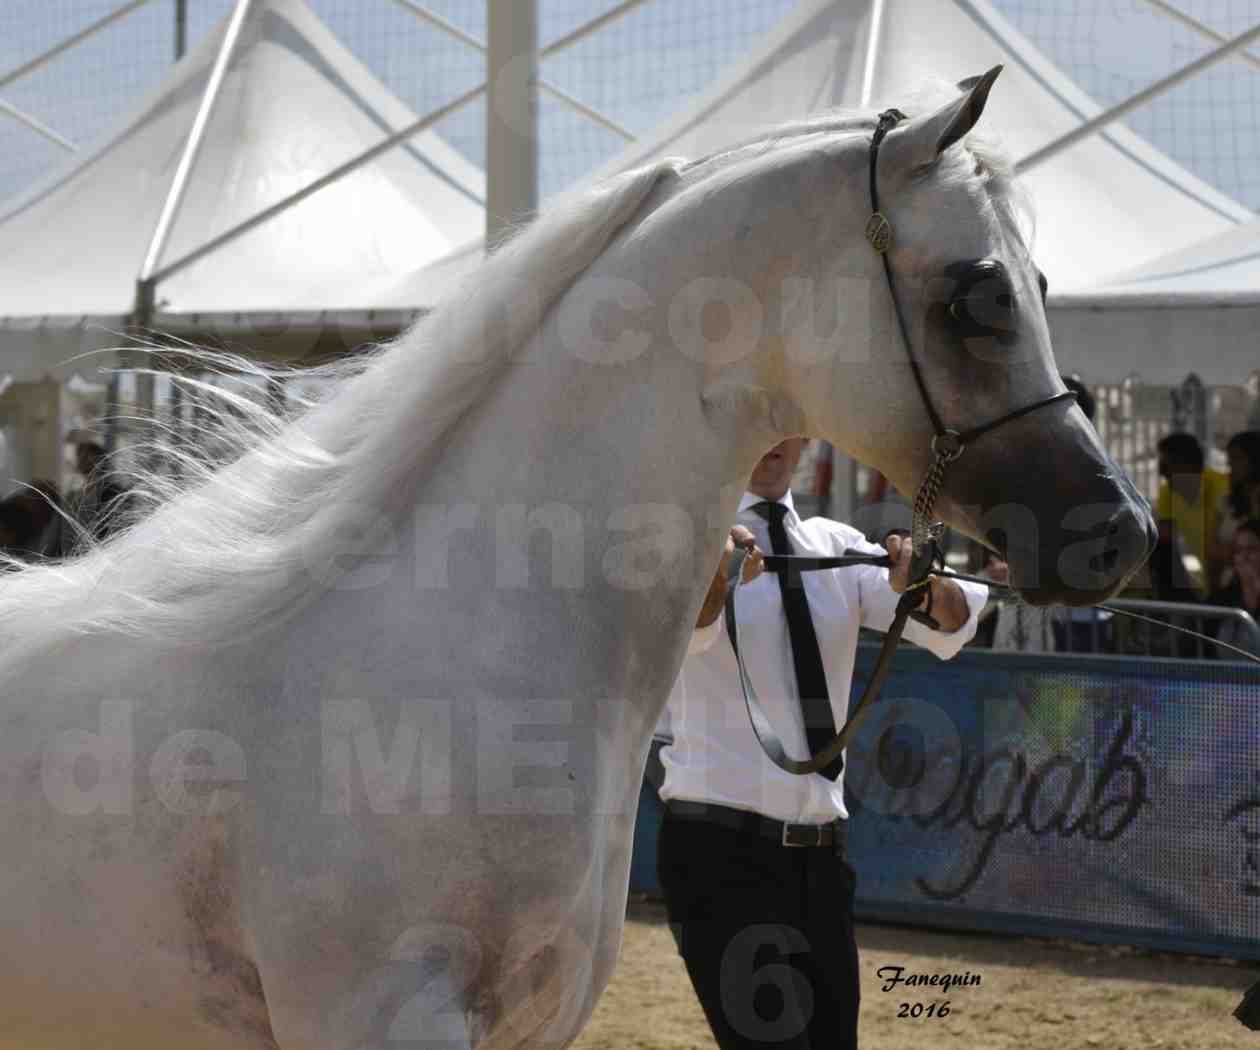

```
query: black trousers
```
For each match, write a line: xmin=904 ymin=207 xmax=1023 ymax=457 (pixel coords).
xmin=657 ymin=806 xmax=860 ymax=1049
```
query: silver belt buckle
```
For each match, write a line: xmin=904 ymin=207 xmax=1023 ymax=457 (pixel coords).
xmin=782 ymin=822 xmax=823 ymax=847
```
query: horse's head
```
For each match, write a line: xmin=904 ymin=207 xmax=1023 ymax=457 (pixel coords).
xmin=756 ymin=68 xmax=1155 ymax=605
xmin=571 ymin=69 xmax=1152 ymax=605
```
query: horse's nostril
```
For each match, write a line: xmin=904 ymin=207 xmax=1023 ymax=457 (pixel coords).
xmin=1090 ymin=547 xmax=1121 ymax=574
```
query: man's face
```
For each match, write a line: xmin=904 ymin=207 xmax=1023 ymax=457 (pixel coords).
xmin=1160 ymin=454 xmax=1198 ymax=483
xmin=1158 ymin=454 xmax=1189 ymax=481
xmin=747 ymin=438 xmax=808 ymax=501
xmin=1233 ymin=529 xmax=1260 ymax=582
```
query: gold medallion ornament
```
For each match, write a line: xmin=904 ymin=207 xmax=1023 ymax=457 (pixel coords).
xmin=865 ymin=211 xmax=893 ymax=253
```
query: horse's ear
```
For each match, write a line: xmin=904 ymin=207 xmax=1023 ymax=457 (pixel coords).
xmin=915 ymin=65 xmax=1003 ymax=159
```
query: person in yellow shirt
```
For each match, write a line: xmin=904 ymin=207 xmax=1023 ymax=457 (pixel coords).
xmin=1155 ymin=433 xmax=1230 ymax=594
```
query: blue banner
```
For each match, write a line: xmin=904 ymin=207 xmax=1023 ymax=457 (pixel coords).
xmin=633 ymin=646 xmax=1260 ymax=960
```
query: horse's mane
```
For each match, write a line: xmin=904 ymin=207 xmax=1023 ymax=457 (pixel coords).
xmin=0 ymin=160 xmax=678 ymax=666
xmin=0 ymin=84 xmax=1029 ymax=668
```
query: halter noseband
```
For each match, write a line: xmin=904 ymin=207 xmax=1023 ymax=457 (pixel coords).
xmin=866 ymin=108 xmax=1076 ymax=568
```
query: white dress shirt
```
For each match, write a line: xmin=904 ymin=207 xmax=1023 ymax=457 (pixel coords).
xmin=659 ymin=491 xmax=988 ymax=824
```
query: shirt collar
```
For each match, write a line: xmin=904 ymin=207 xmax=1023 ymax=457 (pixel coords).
xmin=738 ymin=490 xmax=797 ymax=521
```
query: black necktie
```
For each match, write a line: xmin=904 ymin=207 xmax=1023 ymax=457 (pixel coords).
xmin=751 ymin=501 xmax=843 ymax=781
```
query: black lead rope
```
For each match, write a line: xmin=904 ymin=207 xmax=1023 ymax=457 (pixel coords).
xmin=726 ymin=104 xmax=1256 ymax=779
xmin=720 ymin=106 xmax=1091 ymax=779
xmin=724 ymin=545 xmax=928 ymax=777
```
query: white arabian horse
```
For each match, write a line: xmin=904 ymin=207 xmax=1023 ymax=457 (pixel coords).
xmin=0 ymin=70 xmax=1152 ymax=1050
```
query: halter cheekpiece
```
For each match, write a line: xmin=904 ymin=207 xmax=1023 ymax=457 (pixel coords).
xmin=865 ymin=107 xmax=1076 ymax=567
xmin=723 ymin=105 xmax=1081 ymax=779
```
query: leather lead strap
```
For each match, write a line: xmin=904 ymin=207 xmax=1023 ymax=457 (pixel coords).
xmin=724 ymin=545 xmax=924 ymax=776
xmin=726 ymin=106 xmax=1092 ymax=779
xmin=721 ymin=112 xmax=931 ymax=780
xmin=725 ymin=547 xmax=1260 ymax=779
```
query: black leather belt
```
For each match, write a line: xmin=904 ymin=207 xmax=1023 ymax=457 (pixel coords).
xmin=665 ymin=800 xmax=847 ymax=851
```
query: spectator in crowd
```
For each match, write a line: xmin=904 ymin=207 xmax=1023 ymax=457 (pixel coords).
xmin=1155 ymin=432 xmax=1230 ymax=596
xmin=5 ymin=481 xmax=68 ymax=561
xmin=657 ymin=438 xmax=985 ymax=1050
xmin=1221 ymin=431 xmax=1260 ymax=562
xmin=68 ymin=439 xmax=132 ymax=544
xmin=975 ymin=548 xmax=1056 ymax=652
xmin=1146 ymin=526 xmax=1204 ymax=604
xmin=1210 ymin=518 xmax=1260 ymax=659
xmin=0 ymin=497 xmax=32 ymax=563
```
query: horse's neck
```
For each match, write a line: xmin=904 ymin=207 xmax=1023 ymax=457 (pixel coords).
xmin=417 ymin=313 xmax=750 ymax=573
xmin=352 ymin=147 xmax=888 ymax=696
xmin=356 ymin=319 xmax=760 ymax=726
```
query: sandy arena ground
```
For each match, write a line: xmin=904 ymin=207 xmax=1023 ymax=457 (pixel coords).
xmin=572 ymin=897 xmax=1260 ymax=1050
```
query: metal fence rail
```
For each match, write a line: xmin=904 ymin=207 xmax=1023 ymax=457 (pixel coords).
xmin=974 ymin=597 xmax=1260 ymax=661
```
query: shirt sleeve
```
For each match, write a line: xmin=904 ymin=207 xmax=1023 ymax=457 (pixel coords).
xmin=688 ymin=612 xmax=725 ymax=655
xmin=652 ymin=697 xmax=674 ymax=743
xmin=848 ymin=532 xmax=987 ymax=658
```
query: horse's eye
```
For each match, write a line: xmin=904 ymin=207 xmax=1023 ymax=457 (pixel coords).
xmin=949 ymin=290 xmax=1015 ymax=323
xmin=947 ymin=288 xmax=1017 ymax=345
xmin=943 ymin=262 xmax=1019 ymax=347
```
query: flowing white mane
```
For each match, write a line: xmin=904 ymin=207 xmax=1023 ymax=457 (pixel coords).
xmin=0 ymin=160 xmax=677 ymax=667
xmin=0 ymin=86 xmax=1027 ymax=671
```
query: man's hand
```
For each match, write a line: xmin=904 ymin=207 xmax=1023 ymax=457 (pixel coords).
xmin=983 ymin=554 xmax=1010 ymax=585
xmin=696 ymin=526 xmax=765 ymax=628
xmin=884 ymin=532 xmax=971 ymax=632
xmin=884 ymin=532 xmax=923 ymax=594
xmin=722 ymin=525 xmax=765 ymax=585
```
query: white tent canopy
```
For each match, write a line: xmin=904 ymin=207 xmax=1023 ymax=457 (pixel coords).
xmin=1050 ymin=217 xmax=1260 ymax=386
xmin=0 ymin=0 xmax=485 ymax=383
xmin=1095 ymin=216 xmax=1260 ymax=297
xmin=861 ymin=0 xmax=1251 ymax=292
xmin=373 ymin=0 xmax=1250 ymax=319
xmin=590 ymin=0 xmax=1251 ymax=292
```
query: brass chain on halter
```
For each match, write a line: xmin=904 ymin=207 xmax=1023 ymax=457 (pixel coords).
xmin=908 ymin=432 xmax=964 ymax=586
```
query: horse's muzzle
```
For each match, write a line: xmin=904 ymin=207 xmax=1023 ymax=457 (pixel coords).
xmin=1001 ymin=498 xmax=1157 ymax=607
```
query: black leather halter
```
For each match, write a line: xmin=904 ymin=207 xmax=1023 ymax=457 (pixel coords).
xmin=866 ymin=107 xmax=1076 ymax=561
xmin=724 ymin=109 xmax=1078 ymax=778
